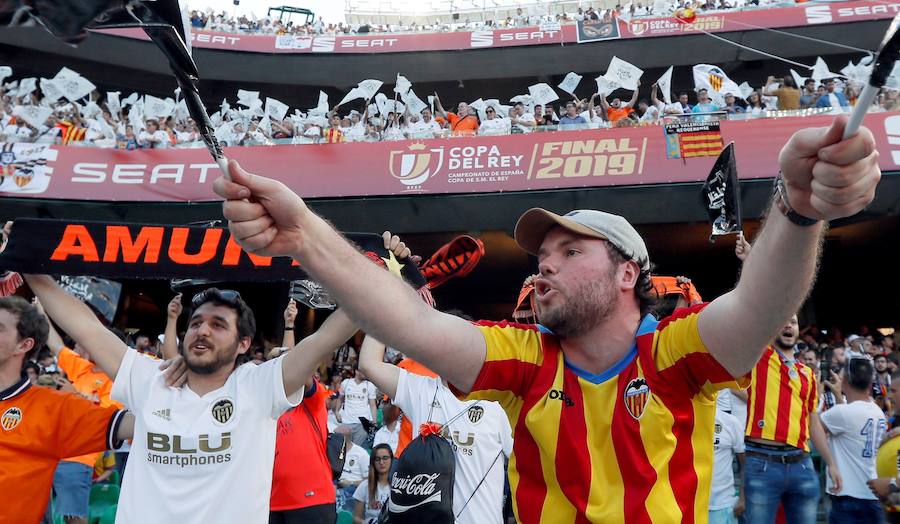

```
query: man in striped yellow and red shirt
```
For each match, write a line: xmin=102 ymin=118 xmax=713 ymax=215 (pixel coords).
xmin=739 ymin=314 xmax=841 ymax=523
xmin=214 ymin=116 xmax=881 ymax=523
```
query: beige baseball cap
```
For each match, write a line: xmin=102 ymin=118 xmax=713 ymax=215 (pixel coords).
xmin=514 ymin=208 xmax=650 ymax=271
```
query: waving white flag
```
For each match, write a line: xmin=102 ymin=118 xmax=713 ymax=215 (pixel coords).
xmin=394 ymin=74 xmax=412 ymax=95
xmin=13 ymin=105 xmax=52 ymax=129
xmin=528 ymin=83 xmax=559 ymax=106
xmin=57 ymin=73 xmax=96 ymax=102
xmin=265 ymin=97 xmax=290 ymax=121
xmin=402 ymin=89 xmax=428 ymax=115
xmin=107 ymin=92 xmax=121 ymax=116
xmin=557 ymin=72 xmax=583 ymax=95
xmin=339 ymin=79 xmax=383 ymax=106
xmin=0 ymin=66 xmax=11 ymax=84
xmin=604 ymin=56 xmax=643 ymax=91
xmin=656 ymin=66 xmax=673 ymax=104
xmin=308 ymin=91 xmax=329 ymax=116
xmin=39 ymin=78 xmax=65 ymax=102
xmin=17 ymin=77 xmax=37 ymax=98
xmin=144 ymin=95 xmax=176 ymax=119
xmin=594 ymin=75 xmax=620 ymax=96
xmin=738 ymin=82 xmax=754 ymax=101
xmin=237 ymin=89 xmax=260 ymax=108
xmin=789 ymin=69 xmax=807 ymax=92
xmin=811 ymin=57 xmax=842 ymax=83
xmin=693 ymin=64 xmax=742 ymax=104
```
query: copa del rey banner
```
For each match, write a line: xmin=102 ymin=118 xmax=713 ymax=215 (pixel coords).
xmin=2 ymin=113 xmax=900 ymax=203
xmin=93 ymin=1 xmax=893 ymax=55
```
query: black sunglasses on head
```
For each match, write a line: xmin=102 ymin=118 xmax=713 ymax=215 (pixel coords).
xmin=192 ymin=289 xmax=242 ymax=308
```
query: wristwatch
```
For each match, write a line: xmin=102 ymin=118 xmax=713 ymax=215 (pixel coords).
xmin=773 ymin=172 xmax=820 ymax=227
xmin=890 ymin=478 xmax=900 ymax=494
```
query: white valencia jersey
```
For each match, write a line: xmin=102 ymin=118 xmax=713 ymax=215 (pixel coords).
xmin=111 ymin=350 xmax=302 ymax=523
xmin=394 ymin=370 xmax=512 ymax=524
xmin=820 ymin=399 xmax=887 ymax=500
xmin=709 ymin=408 xmax=745 ymax=510
xmin=340 ymin=378 xmax=377 ymax=423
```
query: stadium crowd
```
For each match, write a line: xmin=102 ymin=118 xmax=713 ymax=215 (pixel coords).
xmin=3 ymin=217 xmax=898 ymax=523
xmin=188 ymin=0 xmax=795 ymax=37
xmin=0 ymin=62 xmax=892 ymax=148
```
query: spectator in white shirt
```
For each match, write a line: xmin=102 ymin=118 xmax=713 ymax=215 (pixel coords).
xmin=709 ymin=406 xmax=745 ymax=524
xmin=407 ymin=107 xmax=442 ymax=138
xmin=820 ymin=356 xmax=887 ymax=523
xmin=509 ymin=102 xmax=536 ymax=133
xmin=352 ymin=444 xmax=393 ymax=524
xmin=138 ymin=120 xmax=170 ymax=149
xmin=336 ymin=426 xmax=371 ymax=511
xmin=2 ymin=119 xmax=34 ymax=140
xmin=336 ymin=366 xmax=378 ymax=446
xmin=478 ymin=106 xmax=509 ymax=135
xmin=372 ymin=400 xmax=401 ymax=453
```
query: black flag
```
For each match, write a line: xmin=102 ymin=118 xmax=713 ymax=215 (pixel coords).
xmin=700 ymin=142 xmax=742 ymax=241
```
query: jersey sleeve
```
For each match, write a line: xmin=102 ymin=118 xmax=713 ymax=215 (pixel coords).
xmin=394 ymin=369 xmax=440 ymax=426
xmin=110 ymin=348 xmax=164 ymax=415
xmin=54 ymin=392 xmax=126 ymax=458
xmin=57 ymin=347 xmax=92 ymax=382
xmin=819 ymin=403 xmax=845 ymax=436
xmin=453 ymin=321 xmax=544 ymax=411
xmin=241 ymin=356 xmax=303 ymax=420
xmin=807 ymin=372 xmax=819 ymax=415
xmin=366 ymin=381 xmax=377 ymax=401
xmin=652 ymin=304 xmax=750 ymax=401
xmin=494 ymin=403 xmax=514 ymax=457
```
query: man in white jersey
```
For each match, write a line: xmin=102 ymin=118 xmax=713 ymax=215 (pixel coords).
xmin=359 ymin=334 xmax=512 ymax=524
xmin=709 ymin=404 xmax=745 ymax=524
xmin=336 ymin=365 xmax=377 ymax=446
xmin=25 ymin=276 xmax=357 ymax=524
xmin=820 ymin=355 xmax=887 ymax=523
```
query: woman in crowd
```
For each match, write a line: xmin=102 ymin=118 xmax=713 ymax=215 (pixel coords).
xmin=352 ymin=444 xmax=393 ymax=524
xmin=746 ymin=91 xmax=767 ymax=117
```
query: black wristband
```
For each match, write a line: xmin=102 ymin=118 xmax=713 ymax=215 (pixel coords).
xmin=773 ymin=173 xmax=820 ymax=227
xmin=284 ymin=325 xmax=294 ymax=330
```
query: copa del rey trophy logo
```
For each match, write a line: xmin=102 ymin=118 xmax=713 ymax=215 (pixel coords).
xmin=388 ymin=142 xmax=444 ymax=191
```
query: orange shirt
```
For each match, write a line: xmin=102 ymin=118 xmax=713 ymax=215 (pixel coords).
xmin=607 ymin=106 xmax=633 ymax=123
xmin=447 ymin=112 xmax=478 ymax=135
xmin=745 ymin=346 xmax=818 ymax=451
xmin=394 ymin=358 xmax=438 ymax=456
xmin=0 ymin=378 xmax=125 ymax=524
xmin=57 ymin=348 xmax=123 ymax=467
xmin=271 ymin=380 xmax=335 ymax=510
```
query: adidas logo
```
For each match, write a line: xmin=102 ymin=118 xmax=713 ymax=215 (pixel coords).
xmin=152 ymin=409 xmax=171 ymax=421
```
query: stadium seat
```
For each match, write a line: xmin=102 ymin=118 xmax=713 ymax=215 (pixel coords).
xmin=88 ymin=484 xmax=120 ymax=524
xmin=97 ymin=504 xmax=117 ymax=524
xmin=337 ymin=510 xmax=354 ymax=524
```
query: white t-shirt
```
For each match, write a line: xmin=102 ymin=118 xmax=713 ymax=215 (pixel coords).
xmin=340 ymin=379 xmax=377 ymax=423
xmin=340 ymin=442 xmax=371 ymax=484
xmin=394 ymin=370 xmax=512 ymax=524
xmin=139 ymin=129 xmax=170 ymax=148
xmin=353 ymin=479 xmax=391 ymax=523
xmin=479 ymin=117 xmax=509 ymax=135
xmin=110 ymin=349 xmax=302 ymax=524
xmin=710 ymin=408 xmax=745 ymax=510
xmin=407 ymin=119 xmax=441 ymax=137
xmin=373 ymin=420 xmax=401 ymax=453
xmin=716 ymin=389 xmax=748 ymax=432
xmin=820 ymin=400 xmax=887 ymax=500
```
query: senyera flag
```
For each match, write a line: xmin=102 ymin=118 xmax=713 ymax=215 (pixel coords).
xmin=0 ymin=219 xmax=427 ymax=289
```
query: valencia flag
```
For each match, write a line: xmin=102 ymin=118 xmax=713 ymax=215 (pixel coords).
xmin=699 ymin=142 xmax=743 ymax=239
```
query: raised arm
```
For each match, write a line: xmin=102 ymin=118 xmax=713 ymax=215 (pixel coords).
xmin=213 ymin=165 xmax=488 ymax=393
xmin=626 ymin=82 xmax=640 ymax=108
xmin=282 ymin=299 xmax=297 ymax=348
xmin=598 ymin=93 xmax=611 ymax=111
xmin=763 ymin=76 xmax=778 ymax=96
xmin=33 ymin=298 xmax=65 ymax=355
xmin=358 ymin=335 xmax=400 ymax=399
xmin=281 ymin=308 xmax=358 ymax=398
xmin=161 ymin=294 xmax=182 ymax=360
xmin=24 ymin=274 xmax=126 ymax=379
xmin=698 ymin=115 xmax=880 ymax=378
xmin=651 ymin=83 xmax=663 ymax=108
xmin=433 ymin=93 xmax=448 ymax=120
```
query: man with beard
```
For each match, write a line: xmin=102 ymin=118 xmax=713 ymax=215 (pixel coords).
xmin=740 ymin=314 xmax=842 ymax=523
xmin=23 ymin=275 xmax=357 ymax=524
xmin=212 ymin=114 xmax=880 ymax=522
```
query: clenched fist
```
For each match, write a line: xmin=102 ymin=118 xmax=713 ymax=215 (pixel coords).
xmin=213 ymin=160 xmax=310 ymax=257
xmin=778 ymin=114 xmax=880 ymax=221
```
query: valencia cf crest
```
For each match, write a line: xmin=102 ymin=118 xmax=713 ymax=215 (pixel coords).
xmin=1 ymin=407 xmax=22 ymax=431
xmin=714 ymin=423 xmax=723 ymax=434
xmin=624 ymin=378 xmax=651 ymax=420
xmin=467 ymin=405 xmax=485 ymax=425
xmin=211 ymin=398 xmax=234 ymax=425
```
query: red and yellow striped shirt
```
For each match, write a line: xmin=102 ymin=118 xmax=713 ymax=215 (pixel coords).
xmin=458 ymin=304 xmax=747 ymax=523
xmin=745 ymin=346 xmax=818 ymax=451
